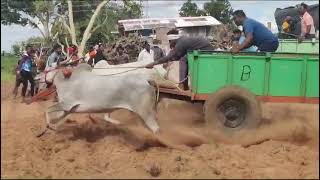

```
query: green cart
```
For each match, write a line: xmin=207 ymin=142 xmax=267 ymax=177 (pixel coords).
xmin=159 ymin=50 xmax=319 ymax=134
xmin=276 ymin=39 xmax=319 ymax=54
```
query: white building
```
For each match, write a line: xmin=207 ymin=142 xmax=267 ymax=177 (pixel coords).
xmin=118 ymin=16 xmax=221 ymax=38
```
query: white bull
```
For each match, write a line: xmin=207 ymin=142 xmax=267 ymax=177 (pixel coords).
xmin=92 ymin=59 xmax=167 ymax=79
xmin=45 ymin=64 xmax=160 ymax=133
xmin=37 ymin=59 xmax=168 ymax=92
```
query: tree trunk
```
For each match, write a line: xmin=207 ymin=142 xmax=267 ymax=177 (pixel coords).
xmin=67 ymin=0 xmax=77 ymax=46
xmin=43 ymin=22 xmax=50 ymax=44
xmin=77 ymin=0 xmax=109 ymax=56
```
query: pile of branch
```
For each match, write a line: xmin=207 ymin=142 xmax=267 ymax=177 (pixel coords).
xmin=103 ymin=34 xmax=146 ymax=62
xmin=209 ymin=24 xmax=234 ymax=49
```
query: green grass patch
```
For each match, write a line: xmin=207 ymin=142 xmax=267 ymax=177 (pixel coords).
xmin=1 ymin=55 xmax=18 ymax=82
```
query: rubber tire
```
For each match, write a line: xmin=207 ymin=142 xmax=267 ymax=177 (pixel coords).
xmin=204 ymin=85 xmax=262 ymax=135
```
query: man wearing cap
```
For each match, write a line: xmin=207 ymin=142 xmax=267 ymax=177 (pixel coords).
xmin=145 ymin=35 xmax=214 ymax=90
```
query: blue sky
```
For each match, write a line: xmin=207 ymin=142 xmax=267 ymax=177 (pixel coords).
xmin=1 ymin=0 xmax=318 ymax=52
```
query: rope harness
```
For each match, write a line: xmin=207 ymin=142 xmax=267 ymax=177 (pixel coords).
xmin=34 ymin=63 xmax=189 ymax=102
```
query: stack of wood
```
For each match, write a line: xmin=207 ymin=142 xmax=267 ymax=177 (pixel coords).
xmin=209 ymin=24 xmax=234 ymax=50
xmin=103 ymin=34 xmax=146 ymax=62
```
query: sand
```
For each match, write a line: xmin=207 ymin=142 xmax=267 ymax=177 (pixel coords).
xmin=1 ymin=82 xmax=319 ymax=179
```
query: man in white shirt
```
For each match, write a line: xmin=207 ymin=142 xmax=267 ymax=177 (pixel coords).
xmin=137 ymin=41 xmax=154 ymax=62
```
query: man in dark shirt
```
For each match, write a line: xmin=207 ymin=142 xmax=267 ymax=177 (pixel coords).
xmin=95 ymin=43 xmax=107 ymax=64
xmin=145 ymin=36 xmax=214 ymax=90
xmin=114 ymin=45 xmax=129 ymax=64
xmin=46 ymin=44 xmax=63 ymax=69
xmin=231 ymin=10 xmax=279 ymax=53
xmin=151 ymin=39 xmax=164 ymax=60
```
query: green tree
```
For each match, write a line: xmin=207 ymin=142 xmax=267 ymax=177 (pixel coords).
xmin=1 ymin=0 xmax=59 ymax=44
xmin=202 ymin=0 xmax=233 ymax=24
xmin=11 ymin=43 xmax=21 ymax=56
xmin=179 ymin=0 xmax=204 ymax=17
xmin=23 ymin=37 xmax=45 ymax=50
xmin=86 ymin=0 xmax=143 ymax=46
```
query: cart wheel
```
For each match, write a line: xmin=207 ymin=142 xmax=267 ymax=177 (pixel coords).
xmin=204 ymin=85 xmax=262 ymax=134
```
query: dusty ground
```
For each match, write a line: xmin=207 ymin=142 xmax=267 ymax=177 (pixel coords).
xmin=1 ymin=82 xmax=319 ymax=179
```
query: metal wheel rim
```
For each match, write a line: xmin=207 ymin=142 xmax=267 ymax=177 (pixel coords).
xmin=218 ymin=98 xmax=246 ymax=128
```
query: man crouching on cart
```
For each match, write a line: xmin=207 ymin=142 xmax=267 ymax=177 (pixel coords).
xmin=145 ymin=34 xmax=214 ymax=91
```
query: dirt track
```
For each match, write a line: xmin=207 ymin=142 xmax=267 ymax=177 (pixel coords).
xmin=1 ymin=82 xmax=319 ymax=179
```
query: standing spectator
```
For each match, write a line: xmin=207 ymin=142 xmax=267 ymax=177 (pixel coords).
xmin=86 ymin=46 xmax=97 ymax=66
xmin=94 ymin=43 xmax=107 ymax=64
xmin=114 ymin=45 xmax=129 ymax=64
xmin=18 ymin=48 xmax=36 ymax=100
xmin=298 ymin=3 xmax=316 ymax=42
xmin=60 ymin=44 xmax=79 ymax=66
xmin=137 ymin=41 xmax=154 ymax=62
xmin=45 ymin=44 xmax=63 ymax=70
xmin=13 ymin=44 xmax=32 ymax=97
xmin=151 ymin=39 xmax=165 ymax=61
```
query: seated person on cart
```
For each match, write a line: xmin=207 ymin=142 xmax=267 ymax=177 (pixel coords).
xmin=145 ymin=35 xmax=214 ymax=91
xmin=232 ymin=29 xmax=258 ymax=52
xmin=231 ymin=10 xmax=279 ymax=53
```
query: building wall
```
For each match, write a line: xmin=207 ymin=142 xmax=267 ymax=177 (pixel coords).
xmin=155 ymin=27 xmax=171 ymax=53
xmin=180 ymin=26 xmax=213 ymax=37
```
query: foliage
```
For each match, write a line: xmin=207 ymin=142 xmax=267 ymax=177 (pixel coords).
xmin=86 ymin=1 xmax=143 ymax=47
xmin=179 ymin=0 xmax=204 ymax=17
xmin=2 ymin=0 xmax=143 ymax=53
xmin=1 ymin=0 xmax=35 ymax=26
xmin=11 ymin=44 xmax=21 ymax=56
xmin=1 ymin=0 xmax=58 ymax=42
xmin=179 ymin=0 xmax=233 ymax=24
xmin=1 ymin=55 xmax=18 ymax=82
xmin=203 ymin=0 xmax=233 ymax=24
xmin=23 ymin=37 xmax=47 ymax=51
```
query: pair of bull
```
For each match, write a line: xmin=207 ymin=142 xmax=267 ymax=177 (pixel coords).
xmin=33 ymin=60 xmax=168 ymax=135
